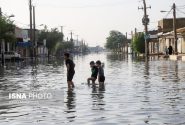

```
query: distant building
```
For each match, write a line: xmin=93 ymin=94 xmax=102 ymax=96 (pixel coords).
xmin=88 ymin=46 xmax=104 ymax=52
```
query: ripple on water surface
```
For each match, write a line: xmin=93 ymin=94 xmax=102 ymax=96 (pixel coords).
xmin=0 ymin=53 xmax=185 ymax=125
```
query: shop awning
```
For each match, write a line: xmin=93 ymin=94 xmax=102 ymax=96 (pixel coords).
xmin=16 ymin=42 xmax=32 ymax=47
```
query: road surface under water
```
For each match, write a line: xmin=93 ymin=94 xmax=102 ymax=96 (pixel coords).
xmin=0 ymin=53 xmax=185 ymax=125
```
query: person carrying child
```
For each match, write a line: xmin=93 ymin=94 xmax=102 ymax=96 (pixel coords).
xmin=87 ymin=61 xmax=98 ymax=84
xmin=96 ymin=60 xmax=105 ymax=85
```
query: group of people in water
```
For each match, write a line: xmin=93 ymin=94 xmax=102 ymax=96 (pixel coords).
xmin=64 ymin=53 xmax=105 ymax=89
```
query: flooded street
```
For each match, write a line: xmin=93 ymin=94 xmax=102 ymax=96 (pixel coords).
xmin=0 ymin=53 xmax=185 ymax=125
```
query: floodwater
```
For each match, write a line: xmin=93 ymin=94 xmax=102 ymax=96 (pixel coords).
xmin=0 ymin=53 xmax=185 ymax=125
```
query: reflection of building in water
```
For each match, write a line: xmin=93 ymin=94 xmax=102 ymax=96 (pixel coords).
xmin=64 ymin=90 xmax=76 ymax=122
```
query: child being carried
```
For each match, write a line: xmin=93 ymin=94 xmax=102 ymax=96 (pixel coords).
xmin=87 ymin=61 xmax=98 ymax=84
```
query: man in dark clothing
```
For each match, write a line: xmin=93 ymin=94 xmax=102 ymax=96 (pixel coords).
xmin=87 ymin=61 xmax=98 ymax=84
xmin=96 ymin=60 xmax=105 ymax=85
xmin=64 ymin=53 xmax=75 ymax=88
xmin=168 ymin=45 xmax=173 ymax=55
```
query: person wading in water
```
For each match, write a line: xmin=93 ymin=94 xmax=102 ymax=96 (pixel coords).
xmin=64 ymin=53 xmax=75 ymax=89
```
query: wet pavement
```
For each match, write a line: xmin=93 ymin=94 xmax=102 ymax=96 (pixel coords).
xmin=0 ymin=53 xmax=185 ymax=125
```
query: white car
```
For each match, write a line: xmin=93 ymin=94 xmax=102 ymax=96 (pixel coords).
xmin=0 ymin=52 xmax=21 ymax=60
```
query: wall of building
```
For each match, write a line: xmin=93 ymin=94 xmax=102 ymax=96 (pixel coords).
xmin=178 ymin=38 xmax=185 ymax=53
xmin=158 ymin=18 xmax=185 ymax=33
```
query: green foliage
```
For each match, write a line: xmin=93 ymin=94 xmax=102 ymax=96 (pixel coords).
xmin=131 ymin=33 xmax=145 ymax=53
xmin=106 ymin=30 xmax=126 ymax=50
xmin=38 ymin=28 xmax=64 ymax=53
xmin=38 ymin=28 xmax=76 ymax=56
xmin=57 ymin=41 xmax=74 ymax=51
xmin=0 ymin=16 xmax=16 ymax=43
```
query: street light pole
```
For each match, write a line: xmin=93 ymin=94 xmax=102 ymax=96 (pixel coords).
xmin=0 ymin=8 xmax=5 ymax=66
xmin=173 ymin=3 xmax=178 ymax=54
xmin=33 ymin=6 xmax=37 ymax=59
xmin=0 ymin=7 xmax=3 ymax=66
xmin=29 ymin=0 xmax=33 ymax=58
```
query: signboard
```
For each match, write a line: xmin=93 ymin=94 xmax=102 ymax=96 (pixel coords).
xmin=145 ymin=34 xmax=158 ymax=40
xmin=22 ymin=30 xmax=29 ymax=42
xmin=149 ymin=35 xmax=158 ymax=39
xmin=144 ymin=34 xmax=150 ymax=40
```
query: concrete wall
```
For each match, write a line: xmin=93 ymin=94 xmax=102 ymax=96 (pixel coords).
xmin=159 ymin=37 xmax=185 ymax=54
xmin=158 ymin=18 xmax=185 ymax=33
xmin=159 ymin=38 xmax=166 ymax=53
xmin=178 ymin=38 xmax=185 ymax=53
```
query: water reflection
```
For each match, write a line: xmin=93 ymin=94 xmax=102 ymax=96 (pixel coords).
xmin=106 ymin=53 xmax=126 ymax=62
xmin=0 ymin=53 xmax=185 ymax=125
xmin=91 ymin=84 xmax=105 ymax=111
xmin=65 ymin=89 xmax=76 ymax=122
xmin=0 ymin=66 xmax=4 ymax=77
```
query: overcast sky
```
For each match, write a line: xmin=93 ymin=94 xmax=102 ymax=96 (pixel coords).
xmin=0 ymin=0 xmax=185 ymax=47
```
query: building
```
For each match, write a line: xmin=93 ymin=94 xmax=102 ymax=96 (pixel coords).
xmin=177 ymin=27 xmax=185 ymax=54
xmin=157 ymin=18 xmax=185 ymax=54
xmin=15 ymin=27 xmax=32 ymax=58
xmin=158 ymin=18 xmax=185 ymax=33
xmin=148 ymin=30 xmax=159 ymax=55
xmin=88 ymin=46 xmax=104 ymax=53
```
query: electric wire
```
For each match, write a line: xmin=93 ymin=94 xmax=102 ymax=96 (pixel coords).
xmin=164 ymin=8 xmax=173 ymax=18
xmin=176 ymin=8 xmax=185 ymax=15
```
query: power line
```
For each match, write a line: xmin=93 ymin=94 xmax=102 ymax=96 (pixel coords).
xmin=37 ymin=2 xmax=126 ymax=9
xmin=177 ymin=5 xmax=185 ymax=7
xmin=164 ymin=8 xmax=173 ymax=18
xmin=176 ymin=8 xmax=185 ymax=15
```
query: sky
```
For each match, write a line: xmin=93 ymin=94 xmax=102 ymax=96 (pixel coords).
xmin=0 ymin=0 xmax=185 ymax=47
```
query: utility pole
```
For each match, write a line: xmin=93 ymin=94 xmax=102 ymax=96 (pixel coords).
xmin=33 ymin=6 xmax=36 ymax=58
xmin=173 ymin=3 xmax=177 ymax=54
xmin=131 ymin=31 xmax=133 ymax=55
xmin=0 ymin=8 xmax=5 ymax=66
xmin=70 ymin=31 xmax=73 ymax=42
xmin=29 ymin=0 xmax=33 ymax=58
xmin=126 ymin=32 xmax=128 ymax=54
xmin=0 ymin=7 xmax=2 ymax=16
xmin=60 ymin=26 xmax=64 ymax=42
xmin=139 ymin=0 xmax=151 ymax=57
xmin=76 ymin=35 xmax=79 ymax=46
xmin=135 ymin=28 xmax=137 ymax=35
xmin=0 ymin=7 xmax=2 ymax=65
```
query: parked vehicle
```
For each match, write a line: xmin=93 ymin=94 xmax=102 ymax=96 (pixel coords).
xmin=0 ymin=51 xmax=21 ymax=60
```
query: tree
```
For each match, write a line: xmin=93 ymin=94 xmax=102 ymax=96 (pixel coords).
xmin=55 ymin=41 xmax=74 ymax=56
xmin=38 ymin=28 xmax=64 ymax=57
xmin=0 ymin=16 xmax=15 ymax=43
xmin=131 ymin=32 xmax=145 ymax=54
xmin=106 ymin=30 xmax=126 ymax=51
